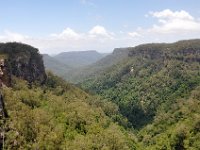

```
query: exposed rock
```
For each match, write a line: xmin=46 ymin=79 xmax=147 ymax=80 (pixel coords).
xmin=0 ymin=42 xmax=47 ymax=149
xmin=0 ymin=42 xmax=47 ymax=85
xmin=128 ymin=39 xmax=200 ymax=62
xmin=0 ymin=42 xmax=47 ymax=118
xmin=0 ymin=93 xmax=6 ymax=149
xmin=0 ymin=94 xmax=7 ymax=118
xmin=0 ymin=59 xmax=11 ymax=87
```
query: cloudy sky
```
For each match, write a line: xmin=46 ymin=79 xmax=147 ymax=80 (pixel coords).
xmin=0 ymin=0 xmax=200 ymax=54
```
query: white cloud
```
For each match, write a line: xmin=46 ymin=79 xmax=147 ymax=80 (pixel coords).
xmin=1 ymin=10 xmax=200 ymax=54
xmin=89 ymin=25 xmax=113 ymax=39
xmin=0 ymin=30 xmax=29 ymax=42
xmin=50 ymin=28 xmax=82 ymax=40
xmin=125 ymin=9 xmax=200 ymax=44
xmin=128 ymin=32 xmax=141 ymax=38
xmin=0 ymin=25 xmax=116 ymax=54
xmin=150 ymin=9 xmax=194 ymax=20
xmin=147 ymin=9 xmax=200 ymax=34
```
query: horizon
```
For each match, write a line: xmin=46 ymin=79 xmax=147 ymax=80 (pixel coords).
xmin=0 ymin=0 xmax=200 ymax=54
xmin=44 ymin=49 xmax=110 ymax=56
xmin=2 ymin=38 xmax=200 ymax=56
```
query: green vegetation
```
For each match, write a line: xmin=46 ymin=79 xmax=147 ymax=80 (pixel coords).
xmin=1 ymin=40 xmax=200 ymax=149
xmin=2 ymin=73 xmax=136 ymax=149
xmin=138 ymin=86 xmax=200 ymax=149
xmin=80 ymin=40 xmax=200 ymax=127
xmin=42 ymin=54 xmax=73 ymax=77
xmin=54 ymin=50 xmax=107 ymax=68
xmin=65 ymin=47 xmax=129 ymax=83
xmin=43 ymin=51 xmax=109 ymax=80
xmin=76 ymin=39 xmax=200 ymax=149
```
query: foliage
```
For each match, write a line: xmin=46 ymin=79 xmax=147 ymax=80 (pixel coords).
xmin=2 ymin=40 xmax=200 ymax=149
xmin=138 ymin=87 xmax=200 ymax=150
xmin=2 ymin=74 xmax=136 ymax=149
xmin=75 ymin=39 xmax=200 ymax=149
xmin=79 ymin=39 xmax=200 ymax=129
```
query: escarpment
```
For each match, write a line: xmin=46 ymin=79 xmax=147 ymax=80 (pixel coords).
xmin=0 ymin=42 xmax=47 ymax=149
xmin=0 ymin=42 xmax=47 ymax=85
xmin=0 ymin=42 xmax=47 ymax=117
xmin=128 ymin=39 xmax=200 ymax=62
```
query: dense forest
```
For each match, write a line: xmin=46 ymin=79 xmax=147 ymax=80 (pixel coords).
xmin=2 ymin=74 xmax=136 ymax=149
xmin=0 ymin=40 xmax=200 ymax=149
xmin=0 ymin=43 xmax=136 ymax=149
xmin=77 ymin=39 xmax=200 ymax=149
xmin=42 ymin=51 xmax=108 ymax=80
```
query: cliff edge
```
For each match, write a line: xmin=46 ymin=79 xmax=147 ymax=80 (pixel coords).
xmin=0 ymin=42 xmax=47 ymax=86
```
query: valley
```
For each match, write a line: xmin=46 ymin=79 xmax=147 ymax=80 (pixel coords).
xmin=0 ymin=40 xmax=199 ymax=149
xmin=1 ymin=1 xmax=200 ymax=149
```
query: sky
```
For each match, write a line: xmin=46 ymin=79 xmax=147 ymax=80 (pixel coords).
xmin=0 ymin=0 xmax=200 ymax=54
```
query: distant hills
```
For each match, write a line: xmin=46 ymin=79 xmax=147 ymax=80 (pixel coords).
xmin=68 ymin=39 xmax=200 ymax=83
xmin=65 ymin=47 xmax=130 ymax=82
xmin=53 ymin=50 xmax=108 ymax=68
xmin=42 ymin=54 xmax=72 ymax=75
xmin=43 ymin=50 xmax=109 ymax=79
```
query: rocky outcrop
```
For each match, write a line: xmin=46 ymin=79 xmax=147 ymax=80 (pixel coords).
xmin=0 ymin=42 xmax=47 ymax=85
xmin=0 ymin=42 xmax=47 ymax=117
xmin=0 ymin=42 xmax=47 ymax=149
xmin=128 ymin=39 xmax=200 ymax=62
xmin=0 ymin=59 xmax=11 ymax=87
xmin=0 ymin=93 xmax=7 ymax=118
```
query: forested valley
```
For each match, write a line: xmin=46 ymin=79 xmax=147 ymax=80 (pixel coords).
xmin=0 ymin=40 xmax=200 ymax=149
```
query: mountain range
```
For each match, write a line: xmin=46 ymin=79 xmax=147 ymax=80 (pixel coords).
xmin=42 ymin=50 xmax=108 ymax=80
xmin=54 ymin=50 xmax=108 ymax=68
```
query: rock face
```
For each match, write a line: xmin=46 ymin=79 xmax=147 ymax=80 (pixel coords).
xmin=0 ymin=59 xmax=11 ymax=87
xmin=0 ymin=42 xmax=47 ymax=148
xmin=0 ymin=42 xmax=47 ymax=86
xmin=128 ymin=39 xmax=200 ymax=62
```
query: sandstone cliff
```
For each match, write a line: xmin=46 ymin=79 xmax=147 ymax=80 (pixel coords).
xmin=0 ymin=43 xmax=47 ymax=148
xmin=0 ymin=42 xmax=47 ymax=86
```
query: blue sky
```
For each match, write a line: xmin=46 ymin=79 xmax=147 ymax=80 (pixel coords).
xmin=0 ymin=0 xmax=200 ymax=54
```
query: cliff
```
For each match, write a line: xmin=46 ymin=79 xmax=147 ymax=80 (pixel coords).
xmin=128 ymin=39 xmax=200 ymax=62
xmin=0 ymin=42 xmax=47 ymax=86
xmin=0 ymin=42 xmax=47 ymax=148
xmin=0 ymin=42 xmax=47 ymax=119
